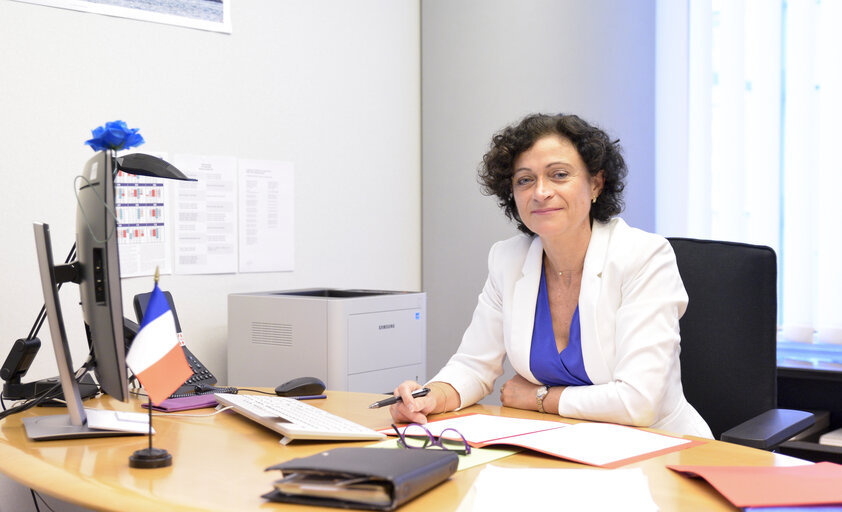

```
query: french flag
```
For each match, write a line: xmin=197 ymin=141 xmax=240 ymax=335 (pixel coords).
xmin=126 ymin=283 xmax=193 ymax=405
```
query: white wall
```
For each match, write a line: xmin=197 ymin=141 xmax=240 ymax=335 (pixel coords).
xmin=0 ymin=1 xmax=419 ymax=509
xmin=0 ymin=0 xmax=421 ymax=383
xmin=421 ymin=0 xmax=658 ymax=402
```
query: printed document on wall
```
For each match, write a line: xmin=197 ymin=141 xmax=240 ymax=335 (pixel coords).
xmin=171 ymin=155 xmax=238 ymax=275
xmin=115 ymin=156 xmax=173 ymax=278
xmin=238 ymin=160 xmax=294 ymax=272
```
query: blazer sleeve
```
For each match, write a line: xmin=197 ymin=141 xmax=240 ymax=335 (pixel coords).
xmin=427 ymin=241 xmax=510 ymax=408
xmin=557 ymin=237 xmax=688 ymax=427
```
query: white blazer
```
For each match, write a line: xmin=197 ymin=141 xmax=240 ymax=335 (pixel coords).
xmin=430 ymin=218 xmax=712 ymax=438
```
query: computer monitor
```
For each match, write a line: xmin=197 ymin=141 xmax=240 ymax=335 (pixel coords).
xmin=75 ymin=150 xmax=128 ymax=401
xmin=24 ymin=151 xmax=133 ymax=440
xmin=22 ymin=150 xmax=195 ymax=440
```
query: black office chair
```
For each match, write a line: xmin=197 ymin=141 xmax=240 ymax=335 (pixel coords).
xmin=668 ymin=237 xmax=813 ymax=449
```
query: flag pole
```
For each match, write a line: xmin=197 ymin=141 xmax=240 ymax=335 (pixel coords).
xmin=129 ymin=267 xmax=172 ymax=469
xmin=147 ymin=394 xmax=153 ymax=450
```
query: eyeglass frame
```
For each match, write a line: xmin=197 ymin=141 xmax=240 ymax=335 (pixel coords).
xmin=390 ymin=423 xmax=472 ymax=455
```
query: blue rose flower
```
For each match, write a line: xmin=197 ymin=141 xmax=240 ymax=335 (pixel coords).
xmin=85 ymin=120 xmax=145 ymax=151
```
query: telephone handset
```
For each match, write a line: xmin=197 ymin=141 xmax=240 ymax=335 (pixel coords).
xmin=132 ymin=290 xmax=219 ymax=397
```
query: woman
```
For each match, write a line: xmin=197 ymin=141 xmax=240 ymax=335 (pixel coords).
xmin=391 ymin=113 xmax=712 ymax=438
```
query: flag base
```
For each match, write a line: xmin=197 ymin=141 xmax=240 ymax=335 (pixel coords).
xmin=129 ymin=447 xmax=172 ymax=468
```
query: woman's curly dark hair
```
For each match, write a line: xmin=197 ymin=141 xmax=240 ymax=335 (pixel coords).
xmin=478 ymin=113 xmax=627 ymax=235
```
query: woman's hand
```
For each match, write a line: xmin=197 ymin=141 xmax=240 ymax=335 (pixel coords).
xmin=500 ymin=374 xmax=541 ymax=410
xmin=388 ymin=380 xmax=440 ymax=424
xmin=500 ymin=374 xmax=564 ymax=413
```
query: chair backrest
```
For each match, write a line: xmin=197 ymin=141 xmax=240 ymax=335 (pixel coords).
xmin=668 ymin=238 xmax=778 ymax=440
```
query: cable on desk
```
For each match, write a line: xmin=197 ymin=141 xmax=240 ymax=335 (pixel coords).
xmin=151 ymin=406 xmax=234 ymax=419
xmin=131 ymin=385 xmax=273 ymax=401
xmin=234 ymin=387 xmax=275 ymax=395
xmin=0 ymin=382 xmax=62 ymax=421
xmin=0 ymin=358 xmax=95 ymax=421
xmin=169 ymin=385 xmax=238 ymax=398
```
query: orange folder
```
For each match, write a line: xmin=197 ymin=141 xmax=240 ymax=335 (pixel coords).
xmin=667 ymin=462 xmax=842 ymax=508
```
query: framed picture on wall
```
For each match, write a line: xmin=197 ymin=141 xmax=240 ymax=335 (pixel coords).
xmin=12 ymin=0 xmax=232 ymax=34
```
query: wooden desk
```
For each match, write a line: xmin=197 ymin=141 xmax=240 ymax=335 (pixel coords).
xmin=0 ymin=391 xmax=805 ymax=511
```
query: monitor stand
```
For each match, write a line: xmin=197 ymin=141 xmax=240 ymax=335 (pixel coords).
xmin=23 ymin=223 xmax=149 ymax=441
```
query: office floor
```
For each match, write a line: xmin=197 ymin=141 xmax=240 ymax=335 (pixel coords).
xmin=0 ymin=476 xmax=92 ymax=512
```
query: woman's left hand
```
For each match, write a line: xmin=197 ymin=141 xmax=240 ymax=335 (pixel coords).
xmin=499 ymin=374 xmax=540 ymax=410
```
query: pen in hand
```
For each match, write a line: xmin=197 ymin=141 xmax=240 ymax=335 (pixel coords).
xmin=368 ymin=387 xmax=431 ymax=409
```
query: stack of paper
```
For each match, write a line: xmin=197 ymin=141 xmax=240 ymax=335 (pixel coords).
xmin=458 ymin=465 xmax=658 ymax=512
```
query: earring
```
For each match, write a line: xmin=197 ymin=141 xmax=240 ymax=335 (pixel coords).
xmin=591 ymin=196 xmax=597 ymax=204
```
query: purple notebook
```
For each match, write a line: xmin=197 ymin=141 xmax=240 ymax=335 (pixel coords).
xmin=141 ymin=394 xmax=219 ymax=412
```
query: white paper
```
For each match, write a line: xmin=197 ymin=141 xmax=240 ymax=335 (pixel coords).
xmin=115 ymin=166 xmax=172 ymax=278
xmin=463 ymin=466 xmax=658 ymax=512
xmin=237 ymin=160 xmax=294 ymax=273
xmin=509 ymin=422 xmax=690 ymax=467
xmin=85 ymin=409 xmax=154 ymax=435
xmin=10 ymin=0 xmax=232 ymax=34
xmin=419 ymin=414 xmax=690 ymax=467
xmin=171 ymin=155 xmax=238 ymax=275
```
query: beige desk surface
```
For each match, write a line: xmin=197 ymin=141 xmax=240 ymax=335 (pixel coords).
xmin=0 ymin=390 xmax=804 ymax=511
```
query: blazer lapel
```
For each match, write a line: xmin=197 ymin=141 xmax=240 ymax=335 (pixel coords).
xmin=509 ymin=237 xmax=544 ymax=381
xmin=580 ymin=221 xmax=612 ymax=383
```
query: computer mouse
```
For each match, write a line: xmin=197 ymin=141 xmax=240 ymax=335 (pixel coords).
xmin=275 ymin=376 xmax=326 ymax=397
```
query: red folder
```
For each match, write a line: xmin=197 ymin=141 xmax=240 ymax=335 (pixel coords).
xmin=667 ymin=462 xmax=842 ymax=508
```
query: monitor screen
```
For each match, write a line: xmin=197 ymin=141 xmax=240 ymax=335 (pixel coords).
xmin=75 ymin=150 xmax=128 ymax=401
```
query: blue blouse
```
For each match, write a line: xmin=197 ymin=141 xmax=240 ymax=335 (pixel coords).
xmin=529 ymin=265 xmax=593 ymax=387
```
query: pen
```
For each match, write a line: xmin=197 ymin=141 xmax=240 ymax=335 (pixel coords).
xmin=368 ymin=388 xmax=430 ymax=409
xmin=292 ymin=394 xmax=327 ymax=400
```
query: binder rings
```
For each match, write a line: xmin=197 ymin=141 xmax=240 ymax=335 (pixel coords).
xmin=263 ymin=447 xmax=458 ymax=510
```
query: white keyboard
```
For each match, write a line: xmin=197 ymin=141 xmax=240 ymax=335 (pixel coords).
xmin=214 ymin=393 xmax=386 ymax=445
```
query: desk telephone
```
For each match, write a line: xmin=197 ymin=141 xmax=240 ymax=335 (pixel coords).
xmin=133 ymin=290 xmax=224 ymax=397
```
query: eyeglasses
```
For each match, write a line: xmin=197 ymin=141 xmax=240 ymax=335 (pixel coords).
xmin=391 ymin=423 xmax=472 ymax=455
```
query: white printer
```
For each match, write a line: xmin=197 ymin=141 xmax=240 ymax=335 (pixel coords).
xmin=227 ymin=289 xmax=426 ymax=393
